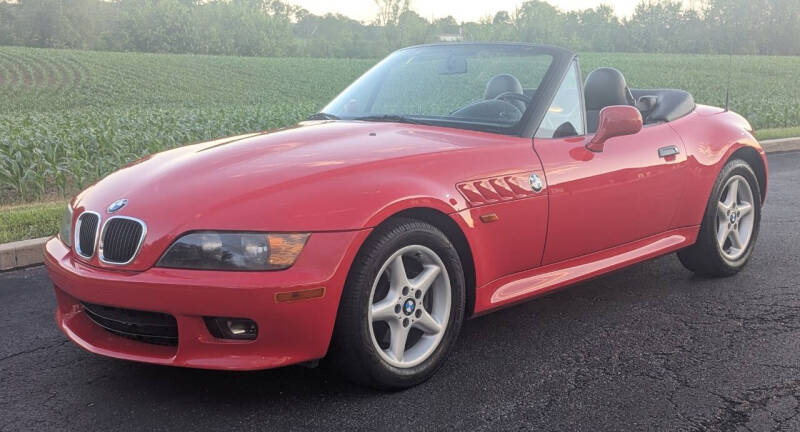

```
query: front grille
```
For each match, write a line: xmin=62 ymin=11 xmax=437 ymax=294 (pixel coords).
xmin=76 ymin=212 xmax=99 ymax=257
xmin=101 ymin=217 xmax=145 ymax=264
xmin=81 ymin=302 xmax=178 ymax=346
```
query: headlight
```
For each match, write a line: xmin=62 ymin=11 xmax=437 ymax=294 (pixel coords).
xmin=157 ymin=232 xmax=309 ymax=271
xmin=58 ymin=204 xmax=73 ymax=248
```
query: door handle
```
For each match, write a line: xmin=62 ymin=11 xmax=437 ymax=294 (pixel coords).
xmin=658 ymin=145 xmax=680 ymax=158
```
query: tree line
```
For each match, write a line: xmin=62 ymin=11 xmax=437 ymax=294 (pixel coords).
xmin=0 ymin=0 xmax=798 ymax=57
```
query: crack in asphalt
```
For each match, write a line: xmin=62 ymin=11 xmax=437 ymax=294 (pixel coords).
xmin=0 ymin=340 xmax=69 ymax=364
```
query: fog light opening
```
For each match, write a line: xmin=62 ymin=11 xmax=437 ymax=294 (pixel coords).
xmin=204 ymin=317 xmax=258 ymax=340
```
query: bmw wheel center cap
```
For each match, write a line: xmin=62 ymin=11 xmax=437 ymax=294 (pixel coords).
xmin=403 ymin=299 xmax=416 ymax=315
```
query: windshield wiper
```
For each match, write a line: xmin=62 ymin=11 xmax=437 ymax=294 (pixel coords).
xmin=307 ymin=112 xmax=340 ymax=120
xmin=350 ymin=114 xmax=434 ymax=126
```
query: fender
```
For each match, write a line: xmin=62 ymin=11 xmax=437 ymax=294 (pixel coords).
xmin=667 ymin=106 xmax=768 ymax=228
xmin=362 ymin=193 xmax=465 ymax=230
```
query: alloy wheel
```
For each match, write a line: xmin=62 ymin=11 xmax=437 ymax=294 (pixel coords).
xmin=367 ymin=245 xmax=451 ymax=368
xmin=715 ymin=175 xmax=755 ymax=260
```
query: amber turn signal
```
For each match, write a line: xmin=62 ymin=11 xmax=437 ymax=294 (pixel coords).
xmin=275 ymin=287 xmax=326 ymax=303
xmin=268 ymin=233 xmax=310 ymax=267
xmin=479 ymin=213 xmax=499 ymax=223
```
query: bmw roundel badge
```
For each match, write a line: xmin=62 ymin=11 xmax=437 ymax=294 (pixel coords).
xmin=403 ymin=299 xmax=416 ymax=315
xmin=107 ymin=199 xmax=128 ymax=213
xmin=529 ymin=173 xmax=544 ymax=193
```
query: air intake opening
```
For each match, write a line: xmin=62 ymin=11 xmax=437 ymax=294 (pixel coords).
xmin=81 ymin=302 xmax=178 ymax=346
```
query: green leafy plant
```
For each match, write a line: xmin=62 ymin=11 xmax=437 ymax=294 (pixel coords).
xmin=0 ymin=47 xmax=798 ymax=205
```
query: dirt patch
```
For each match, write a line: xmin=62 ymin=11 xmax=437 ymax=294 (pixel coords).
xmin=17 ymin=61 xmax=33 ymax=86
xmin=0 ymin=53 xmax=18 ymax=88
xmin=39 ymin=56 xmax=64 ymax=88
xmin=60 ymin=55 xmax=87 ymax=88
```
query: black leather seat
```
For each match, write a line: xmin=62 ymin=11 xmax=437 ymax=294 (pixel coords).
xmin=584 ymin=68 xmax=636 ymax=133
xmin=484 ymin=74 xmax=526 ymax=113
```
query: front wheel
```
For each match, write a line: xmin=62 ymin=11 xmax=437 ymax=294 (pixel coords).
xmin=677 ymin=159 xmax=762 ymax=277
xmin=328 ymin=218 xmax=465 ymax=390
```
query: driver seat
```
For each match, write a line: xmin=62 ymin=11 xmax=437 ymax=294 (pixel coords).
xmin=484 ymin=74 xmax=526 ymax=113
xmin=584 ymin=68 xmax=636 ymax=133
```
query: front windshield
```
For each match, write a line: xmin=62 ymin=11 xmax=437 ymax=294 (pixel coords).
xmin=321 ymin=44 xmax=555 ymax=133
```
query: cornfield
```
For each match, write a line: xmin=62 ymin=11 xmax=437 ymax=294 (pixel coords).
xmin=1 ymin=46 xmax=798 ymax=204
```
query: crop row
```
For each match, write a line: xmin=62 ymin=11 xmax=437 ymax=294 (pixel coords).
xmin=1 ymin=47 xmax=799 ymax=204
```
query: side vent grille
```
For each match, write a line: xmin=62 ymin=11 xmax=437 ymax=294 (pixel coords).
xmin=457 ymin=173 xmax=542 ymax=207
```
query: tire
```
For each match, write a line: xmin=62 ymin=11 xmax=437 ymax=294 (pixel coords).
xmin=328 ymin=217 xmax=465 ymax=390
xmin=677 ymin=159 xmax=762 ymax=277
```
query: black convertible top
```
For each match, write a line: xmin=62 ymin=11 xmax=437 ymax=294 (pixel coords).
xmin=631 ymin=89 xmax=696 ymax=124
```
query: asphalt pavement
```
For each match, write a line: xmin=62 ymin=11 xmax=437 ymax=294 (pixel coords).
xmin=1 ymin=151 xmax=799 ymax=431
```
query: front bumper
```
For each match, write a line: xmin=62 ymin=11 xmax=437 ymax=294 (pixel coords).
xmin=45 ymin=229 xmax=369 ymax=370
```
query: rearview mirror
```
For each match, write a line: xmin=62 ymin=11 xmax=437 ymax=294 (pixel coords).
xmin=586 ymin=105 xmax=643 ymax=152
xmin=439 ymin=56 xmax=467 ymax=75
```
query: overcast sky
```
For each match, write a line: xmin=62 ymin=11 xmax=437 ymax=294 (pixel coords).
xmin=285 ymin=0 xmax=690 ymax=22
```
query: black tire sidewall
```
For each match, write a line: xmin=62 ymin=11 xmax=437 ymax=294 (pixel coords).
xmin=704 ymin=160 xmax=762 ymax=270
xmin=336 ymin=219 xmax=465 ymax=389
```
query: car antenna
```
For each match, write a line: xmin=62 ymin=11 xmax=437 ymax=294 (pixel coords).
xmin=725 ymin=34 xmax=733 ymax=112
xmin=724 ymin=53 xmax=732 ymax=112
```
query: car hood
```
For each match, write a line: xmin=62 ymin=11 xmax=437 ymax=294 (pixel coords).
xmin=73 ymin=121 xmax=484 ymax=262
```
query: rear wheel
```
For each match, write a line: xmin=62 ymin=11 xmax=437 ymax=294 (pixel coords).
xmin=329 ymin=218 xmax=465 ymax=390
xmin=677 ymin=159 xmax=762 ymax=277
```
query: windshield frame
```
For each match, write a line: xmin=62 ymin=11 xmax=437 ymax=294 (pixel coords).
xmin=320 ymin=42 xmax=576 ymax=138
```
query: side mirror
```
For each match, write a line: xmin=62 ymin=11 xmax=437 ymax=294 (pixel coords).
xmin=586 ymin=105 xmax=643 ymax=152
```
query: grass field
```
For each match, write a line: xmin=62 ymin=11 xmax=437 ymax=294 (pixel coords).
xmin=0 ymin=201 xmax=64 ymax=244
xmin=1 ymin=46 xmax=800 ymax=242
xmin=755 ymin=126 xmax=800 ymax=141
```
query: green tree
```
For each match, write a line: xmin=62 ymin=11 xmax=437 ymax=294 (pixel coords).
xmin=295 ymin=13 xmax=380 ymax=57
xmin=0 ymin=3 xmax=13 ymax=45
xmin=374 ymin=0 xmax=410 ymax=26
xmin=433 ymin=15 xmax=459 ymax=35
xmin=397 ymin=10 xmax=431 ymax=47
xmin=513 ymin=0 xmax=567 ymax=45
xmin=0 ymin=0 xmax=799 ymax=57
xmin=493 ymin=11 xmax=510 ymax=25
xmin=575 ymin=5 xmax=621 ymax=52
xmin=13 ymin=0 xmax=86 ymax=48
xmin=626 ymin=0 xmax=685 ymax=53
xmin=374 ymin=0 xmax=411 ymax=50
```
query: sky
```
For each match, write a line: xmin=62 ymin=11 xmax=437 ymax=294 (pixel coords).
xmin=285 ymin=0 xmax=681 ymax=22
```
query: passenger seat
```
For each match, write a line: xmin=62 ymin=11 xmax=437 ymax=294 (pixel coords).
xmin=584 ymin=68 xmax=636 ymax=133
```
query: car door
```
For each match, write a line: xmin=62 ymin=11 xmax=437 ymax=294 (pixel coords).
xmin=533 ymin=61 xmax=688 ymax=265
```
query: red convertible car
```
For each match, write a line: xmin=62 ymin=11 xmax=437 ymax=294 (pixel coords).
xmin=46 ymin=43 xmax=767 ymax=389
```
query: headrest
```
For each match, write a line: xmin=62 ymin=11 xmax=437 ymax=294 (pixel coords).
xmin=584 ymin=67 xmax=634 ymax=110
xmin=484 ymin=74 xmax=523 ymax=100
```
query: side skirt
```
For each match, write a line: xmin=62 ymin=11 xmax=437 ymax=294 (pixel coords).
xmin=472 ymin=226 xmax=700 ymax=315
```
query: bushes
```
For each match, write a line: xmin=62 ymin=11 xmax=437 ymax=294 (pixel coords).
xmin=2 ymin=0 xmax=301 ymax=57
